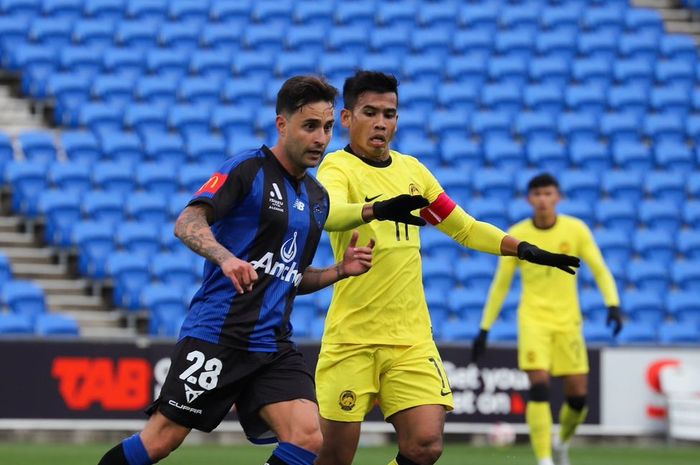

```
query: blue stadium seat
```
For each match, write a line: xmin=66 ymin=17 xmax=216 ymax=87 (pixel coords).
xmin=168 ymin=104 xmax=211 ymax=139
xmin=440 ymin=319 xmax=479 ymax=342
xmin=402 ymin=53 xmax=443 ymax=87
xmin=524 ymin=84 xmax=564 ymax=116
xmin=126 ymin=0 xmax=167 ymax=21
xmin=566 ymin=84 xmax=607 ymax=117
xmin=222 ymin=79 xmax=265 ymax=108
xmin=160 ymin=221 xmax=186 ymax=254
xmin=6 ymin=161 xmax=48 ymax=216
xmin=421 ymin=227 xmax=460 ymax=261
xmin=19 ymin=131 xmax=56 ymax=164
xmin=38 ymin=189 xmax=82 ymax=245
xmin=569 ymin=140 xmax=610 ymax=171
xmin=136 ymin=163 xmax=179 ymax=196
xmin=541 ymin=4 xmax=582 ymax=35
xmin=395 ymin=136 xmax=438 ymax=167
xmin=99 ymin=131 xmax=142 ymax=164
xmin=678 ymin=230 xmax=700 ymax=260
xmin=453 ymin=30 xmax=493 ymax=60
xmin=627 ymin=260 xmax=670 ymax=295
xmin=495 ymin=29 xmax=535 ymax=60
xmin=685 ymin=201 xmax=700 ymax=229
xmin=168 ymin=192 xmax=191 ymax=220
xmin=458 ymin=3 xmax=499 ymax=34
xmin=145 ymin=49 xmax=189 ymax=79
xmin=480 ymin=83 xmax=522 ymax=115
xmin=468 ymin=198 xmax=508 ymax=231
xmin=448 ymin=287 xmax=487 ymax=320
xmin=187 ymin=133 xmax=227 ymax=166
xmin=286 ymin=25 xmax=325 ymax=55
xmin=527 ymin=140 xmax=567 ymax=172
xmin=595 ymin=228 xmax=632 ymax=266
xmin=233 ymin=51 xmax=274 ymax=80
xmin=572 ymin=58 xmax=613 ymax=89
xmin=90 ymin=74 xmax=135 ymax=107
xmin=199 ymin=22 xmax=242 ymax=50
xmin=134 ymin=75 xmax=178 ymax=106
xmin=516 ymin=112 xmax=557 ymax=142
xmin=417 ymin=2 xmax=458 ymax=30
xmin=290 ymin=310 xmax=311 ymax=339
xmin=210 ymin=0 xmax=251 ymax=24
xmin=440 ymin=136 xmax=481 ymax=169
xmin=142 ymin=283 xmax=187 ymax=336
xmin=275 ymin=52 xmax=317 ymax=78
xmin=432 ymin=167 xmax=470 ymax=202
xmin=471 ymin=111 xmax=511 ymax=141
xmin=559 ymin=200 xmax=594 ymax=227
xmin=293 ymin=1 xmax=333 ymax=28
xmin=596 ymin=199 xmax=637 ymax=232
xmin=189 ymin=49 xmax=232 ymax=80
xmin=660 ymin=34 xmax=697 ymax=63
xmin=327 ymin=26 xmax=367 ymax=55
xmin=251 ymin=0 xmax=292 ymax=27
xmin=529 ymin=56 xmax=570 ymax=88
xmin=490 ymin=321 xmax=519 ymax=343
xmin=93 ymin=161 xmax=134 ymax=195
xmin=0 ymin=314 xmax=33 ymax=335
xmin=126 ymin=192 xmax=168 ymax=225
xmin=455 ymin=258 xmax=495 ymax=291
xmin=83 ymin=0 xmax=124 ymax=20
xmin=46 ymin=73 xmax=91 ymax=125
xmin=583 ymin=321 xmax=614 ymax=344
xmin=168 ymin=1 xmax=208 ymax=23
xmin=78 ymin=102 xmax=124 ymax=133
xmin=49 ymin=161 xmax=92 ymax=195
xmin=400 ymin=109 xmax=428 ymax=137
xmin=688 ymin=172 xmax=700 ymax=198
xmin=115 ymin=20 xmax=160 ymax=49
xmin=318 ymin=53 xmax=358 ymax=83
xmin=124 ymin=104 xmax=168 ymax=138
xmin=508 ymin=198 xmax=531 ymax=224
xmin=211 ymin=106 xmax=254 ymax=142
xmin=607 ymin=85 xmax=648 ymax=115
xmin=600 ymin=112 xmax=640 ymax=143
xmin=101 ymin=47 xmax=144 ymax=77
xmin=107 ymin=252 xmax=150 ymax=309
xmin=612 ymin=140 xmax=652 ymax=171
xmin=652 ymin=86 xmax=690 ymax=118
xmin=158 ymin=21 xmax=200 ymax=50
xmin=656 ymin=60 xmax=695 ymax=90
xmin=645 ymin=171 xmax=686 ymax=203
xmin=623 ymin=289 xmax=665 ymax=325
xmin=376 ymin=2 xmax=415 ymax=29
xmin=29 ymin=16 xmax=72 ymax=46
xmin=625 ymin=8 xmax=663 ymax=35
xmin=422 ymin=259 xmax=457 ymax=294
xmin=59 ymin=46 xmax=102 ymax=77
xmin=634 ymin=229 xmax=675 ymax=265
xmin=558 ymin=113 xmax=598 ymax=144
xmin=437 ymin=84 xmax=478 ymax=114
xmin=672 ymin=261 xmax=700 ymax=292
xmin=515 ymin=168 xmax=544 ymax=197
xmin=686 ymin=115 xmax=700 ymax=144
xmin=535 ymin=30 xmax=577 ymax=61
xmin=560 ymin=170 xmax=600 ymax=204
xmin=411 ymin=28 xmax=452 ymax=61
xmin=35 ymin=313 xmax=80 ymax=336
xmin=83 ymin=191 xmax=125 ymax=226
xmin=644 ymin=113 xmax=685 ymax=145
xmin=488 ymin=56 xmax=528 ymax=87
xmin=178 ymin=77 xmax=222 ymax=106
xmin=584 ymin=4 xmax=625 ymax=34
xmin=61 ymin=131 xmax=100 ymax=165
xmin=142 ymin=131 xmax=187 ymax=165
xmin=2 ymin=280 xmax=45 ymax=320
xmin=577 ymin=31 xmax=618 ymax=62
xmin=357 ymin=53 xmax=399 ymax=79
xmin=654 ymin=142 xmax=694 ymax=172
xmin=617 ymin=321 xmax=657 ymax=345
xmin=658 ymin=322 xmax=699 ymax=345
xmin=446 ymin=54 xmax=487 ymax=88
xmin=602 ymin=170 xmax=643 ymax=203
xmin=228 ymin=134 xmax=265 ymax=157
xmin=618 ymin=34 xmax=659 ymax=65
xmin=639 ymin=200 xmax=682 ymax=233
xmin=116 ymin=221 xmax=159 ymax=257
xmin=483 ymin=139 xmax=524 ymax=170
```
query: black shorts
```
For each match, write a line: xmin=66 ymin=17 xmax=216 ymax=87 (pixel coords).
xmin=146 ymin=337 xmax=316 ymax=442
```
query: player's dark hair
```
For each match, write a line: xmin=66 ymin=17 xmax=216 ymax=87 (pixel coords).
xmin=527 ymin=173 xmax=560 ymax=192
xmin=275 ymin=75 xmax=338 ymax=116
xmin=343 ymin=70 xmax=399 ymax=110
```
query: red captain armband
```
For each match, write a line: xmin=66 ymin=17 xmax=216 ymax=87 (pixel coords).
xmin=420 ymin=192 xmax=457 ymax=225
xmin=195 ymin=173 xmax=228 ymax=196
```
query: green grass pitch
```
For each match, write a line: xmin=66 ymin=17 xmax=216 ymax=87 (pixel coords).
xmin=1 ymin=442 xmax=699 ymax=465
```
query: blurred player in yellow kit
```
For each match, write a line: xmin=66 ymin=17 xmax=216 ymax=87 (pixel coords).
xmin=473 ymin=173 xmax=623 ymax=465
xmin=314 ymin=71 xmax=581 ymax=465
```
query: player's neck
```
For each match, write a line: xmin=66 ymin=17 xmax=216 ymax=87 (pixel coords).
xmin=269 ymin=144 xmax=306 ymax=179
xmin=532 ymin=213 xmax=557 ymax=230
xmin=348 ymin=142 xmax=390 ymax=162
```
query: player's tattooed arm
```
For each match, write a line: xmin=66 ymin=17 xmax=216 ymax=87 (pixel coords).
xmin=174 ymin=203 xmax=233 ymax=265
xmin=297 ymin=264 xmax=346 ymax=295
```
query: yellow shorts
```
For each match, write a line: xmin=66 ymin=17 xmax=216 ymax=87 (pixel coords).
xmin=518 ymin=324 xmax=589 ymax=376
xmin=315 ymin=340 xmax=454 ymax=422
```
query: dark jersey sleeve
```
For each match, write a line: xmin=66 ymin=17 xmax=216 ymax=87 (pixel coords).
xmin=188 ymin=157 xmax=260 ymax=223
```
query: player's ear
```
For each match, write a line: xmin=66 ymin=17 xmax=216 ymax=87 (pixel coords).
xmin=340 ymin=108 xmax=351 ymax=128
xmin=276 ymin=114 xmax=287 ymax=137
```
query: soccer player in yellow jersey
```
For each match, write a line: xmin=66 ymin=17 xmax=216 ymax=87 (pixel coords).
xmin=314 ymin=71 xmax=581 ymax=465
xmin=472 ymin=173 xmax=623 ymax=465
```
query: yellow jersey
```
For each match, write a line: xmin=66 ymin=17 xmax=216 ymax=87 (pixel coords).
xmin=317 ymin=147 xmax=443 ymax=345
xmin=480 ymin=215 xmax=620 ymax=331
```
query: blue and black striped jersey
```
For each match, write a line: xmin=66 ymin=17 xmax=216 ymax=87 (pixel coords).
xmin=179 ymin=146 xmax=329 ymax=352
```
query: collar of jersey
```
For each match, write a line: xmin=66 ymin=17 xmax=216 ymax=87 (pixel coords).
xmin=262 ymin=145 xmax=303 ymax=191
xmin=344 ymin=144 xmax=392 ymax=168
xmin=530 ymin=216 xmax=558 ymax=230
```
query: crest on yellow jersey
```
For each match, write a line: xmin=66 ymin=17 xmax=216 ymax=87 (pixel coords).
xmin=339 ymin=390 xmax=357 ymax=411
xmin=559 ymin=242 xmax=571 ymax=254
xmin=409 ymin=183 xmax=420 ymax=195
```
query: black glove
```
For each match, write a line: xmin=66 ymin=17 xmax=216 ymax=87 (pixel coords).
xmin=372 ymin=194 xmax=429 ymax=226
xmin=607 ymin=306 xmax=623 ymax=337
xmin=471 ymin=329 xmax=489 ymax=363
xmin=517 ymin=241 xmax=581 ymax=275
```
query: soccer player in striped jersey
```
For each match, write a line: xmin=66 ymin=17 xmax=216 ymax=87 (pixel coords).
xmin=314 ymin=71 xmax=580 ymax=465
xmin=473 ymin=173 xmax=623 ymax=465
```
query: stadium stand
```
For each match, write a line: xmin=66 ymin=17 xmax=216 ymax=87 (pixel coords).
xmin=0 ymin=0 xmax=695 ymax=345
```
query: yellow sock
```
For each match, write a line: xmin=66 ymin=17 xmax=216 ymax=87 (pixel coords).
xmin=387 ymin=460 xmax=399 ymax=465
xmin=559 ymin=404 xmax=589 ymax=444
xmin=526 ymin=401 xmax=552 ymax=461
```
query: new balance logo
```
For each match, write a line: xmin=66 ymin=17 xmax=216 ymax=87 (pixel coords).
xmin=184 ymin=384 xmax=204 ymax=404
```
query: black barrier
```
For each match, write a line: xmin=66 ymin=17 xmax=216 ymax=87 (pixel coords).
xmin=0 ymin=340 xmax=599 ymax=424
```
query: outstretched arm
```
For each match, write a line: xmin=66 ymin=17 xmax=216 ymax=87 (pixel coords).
xmin=298 ymin=231 xmax=375 ymax=294
xmin=174 ymin=203 xmax=258 ymax=294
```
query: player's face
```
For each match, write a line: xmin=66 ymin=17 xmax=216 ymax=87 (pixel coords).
xmin=277 ymin=101 xmax=335 ymax=176
xmin=341 ymin=91 xmax=398 ymax=160
xmin=528 ymin=186 xmax=561 ymax=215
